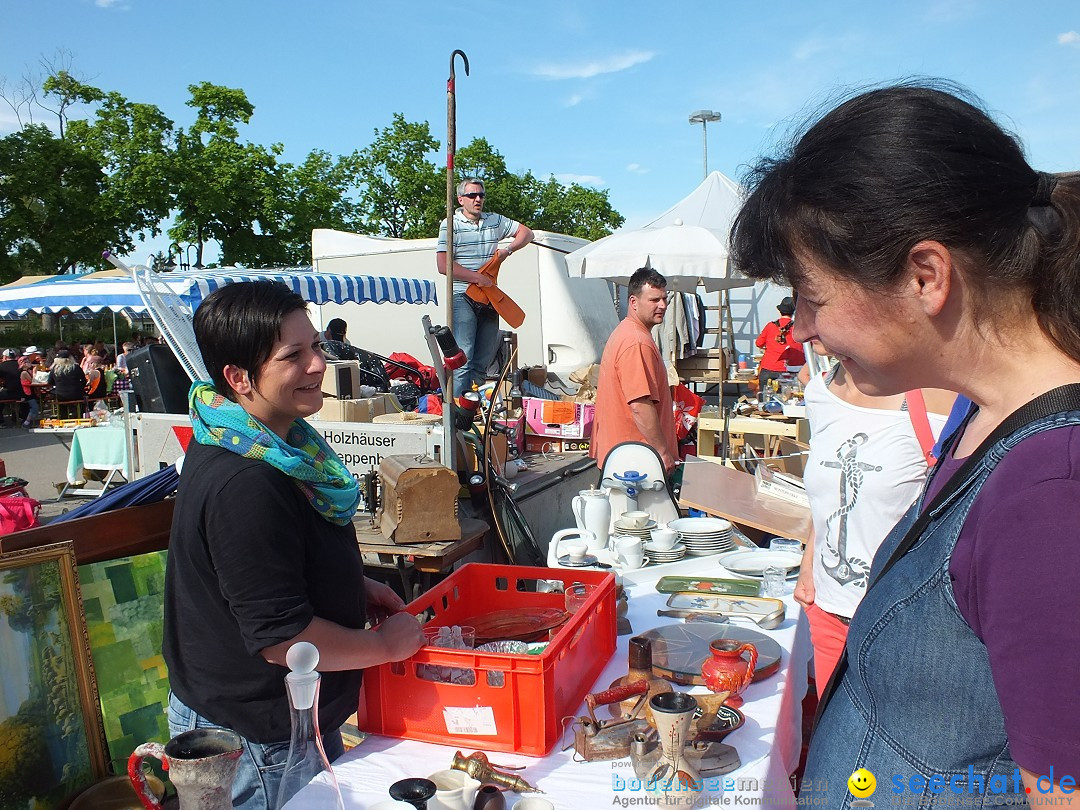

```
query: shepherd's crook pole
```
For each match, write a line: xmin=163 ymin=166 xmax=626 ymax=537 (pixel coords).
xmin=443 ymin=49 xmax=469 ymax=470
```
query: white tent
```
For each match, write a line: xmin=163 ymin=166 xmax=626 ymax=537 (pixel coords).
xmin=564 ymin=171 xmax=754 ymax=293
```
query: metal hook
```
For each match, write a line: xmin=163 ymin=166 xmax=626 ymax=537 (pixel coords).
xmin=449 ymin=49 xmax=469 ymax=84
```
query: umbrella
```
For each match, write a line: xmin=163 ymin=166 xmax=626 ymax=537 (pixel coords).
xmin=48 ymin=463 xmax=180 ymax=522
xmin=565 ymin=171 xmax=755 ymax=293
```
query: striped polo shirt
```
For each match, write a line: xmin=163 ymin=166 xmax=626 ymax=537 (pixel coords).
xmin=436 ymin=209 xmax=521 ymax=294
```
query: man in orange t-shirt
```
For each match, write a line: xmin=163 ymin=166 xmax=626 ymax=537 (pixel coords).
xmin=591 ymin=268 xmax=679 ymax=472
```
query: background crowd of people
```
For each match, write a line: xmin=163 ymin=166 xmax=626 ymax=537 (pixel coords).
xmin=0 ymin=332 xmax=160 ymax=426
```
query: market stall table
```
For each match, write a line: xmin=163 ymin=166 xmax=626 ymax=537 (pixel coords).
xmin=679 ymin=457 xmax=812 ymax=543
xmin=352 ymin=516 xmax=489 ymax=599
xmin=60 ymin=425 xmax=131 ymax=498
xmin=291 ymin=555 xmax=811 ymax=808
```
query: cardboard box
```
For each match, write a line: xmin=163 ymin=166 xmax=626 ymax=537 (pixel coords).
xmin=322 ymin=361 xmax=363 ymax=399
xmin=317 ymin=395 xmax=389 ymax=423
xmin=524 ymin=436 xmax=591 ymax=454
xmin=523 ymin=397 xmax=595 ymax=439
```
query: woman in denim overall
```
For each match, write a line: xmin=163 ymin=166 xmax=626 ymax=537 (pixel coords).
xmin=730 ymin=83 xmax=1080 ymax=806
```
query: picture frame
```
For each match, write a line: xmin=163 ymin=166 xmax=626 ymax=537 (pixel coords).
xmin=0 ymin=541 xmax=108 ymax=806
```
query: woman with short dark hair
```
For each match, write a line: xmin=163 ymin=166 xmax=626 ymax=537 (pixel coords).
xmin=732 ymin=82 xmax=1080 ymax=800
xmin=163 ymin=280 xmax=424 ymax=810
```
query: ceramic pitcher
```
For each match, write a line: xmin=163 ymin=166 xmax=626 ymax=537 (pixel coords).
xmin=700 ymin=639 xmax=758 ymax=708
xmin=128 ymin=728 xmax=242 ymax=810
xmin=427 ymin=769 xmax=482 ymax=810
xmin=572 ymin=488 xmax=610 ymax=553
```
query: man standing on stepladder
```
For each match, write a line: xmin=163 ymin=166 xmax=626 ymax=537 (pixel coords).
xmin=436 ymin=177 xmax=534 ymax=395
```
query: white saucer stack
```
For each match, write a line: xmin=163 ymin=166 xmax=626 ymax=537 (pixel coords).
xmin=668 ymin=517 xmax=737 ymax=556
xmin=612 ymin=518 xmax=656 ymax=543
xmin=644 ymin=541 xmax=686 ymax=564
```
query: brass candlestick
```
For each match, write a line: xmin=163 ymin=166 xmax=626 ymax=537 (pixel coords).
xmin=450 ymin=751 xmax=542 ymax=794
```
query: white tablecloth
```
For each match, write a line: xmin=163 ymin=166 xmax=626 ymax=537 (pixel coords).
xmin=302 ymin=556 xmax=811 ymax=809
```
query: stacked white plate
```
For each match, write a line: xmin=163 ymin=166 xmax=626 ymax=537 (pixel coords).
xmin=643 ymin=541 xmax=686 ymax=564
xmin=668 ymin=517 xmax=737 ymax=556
xmin=612 ymin=518 xmax=657 ymax=543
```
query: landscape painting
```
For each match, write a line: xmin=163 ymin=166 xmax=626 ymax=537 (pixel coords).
xmin=0 ymin=543 xmax=107 ymax=809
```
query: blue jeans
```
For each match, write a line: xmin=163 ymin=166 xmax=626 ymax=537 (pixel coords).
xmin=167 ymin=692 xmax=344 ymax=810
xmin=451 ymin=292 xmax=501 ymax=394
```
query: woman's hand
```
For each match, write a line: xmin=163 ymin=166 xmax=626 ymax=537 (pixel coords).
xmin=793 ymin=563 xmax=815 ymax=609
xmin=373 ymin=612 xmax=426 ymax=661
xmin=793 ymin=531 xmax=816 ymax=609
xmin=365 ymin=577 xmax=406 ymax=625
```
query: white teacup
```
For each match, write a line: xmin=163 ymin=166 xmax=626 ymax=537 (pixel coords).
xmin=622 ymin=510 xmax=651 ymax=529
xmin=562 ymin=539 xmax=588 ymax=562
xmin=615 ymin=536 xmax=646 ymax=569
xmin=649 ymin=527 xmax=678 ymax=550
xmin=513 ymin=798 xmax=556 ymax=810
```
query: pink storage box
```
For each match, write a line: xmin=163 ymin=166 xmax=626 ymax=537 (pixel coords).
xmin=523 ymin=397 xmax=595 ymax=439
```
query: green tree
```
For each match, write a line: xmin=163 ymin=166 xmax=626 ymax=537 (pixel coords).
xmin=66 ymin=92 xmax=175 ymax=250
xmin=353 ymin=114 xmax=443 ymax=238
xmin=0 ymin=124 xmax=111 ymax=280
xmin=0 ymin=701 xmax=52 ymax=804
xmin=268 ymin=149 xmax=365 ymax=264
xmin=40 ymin=69 xmax=105 ymax=139
xmin=170 ymin=82 xmax=284 ymax=267
xmin=453 ymin=137 xmax=623 ymax=240
xmin=531 ymin=174 xmax=624 ymax=241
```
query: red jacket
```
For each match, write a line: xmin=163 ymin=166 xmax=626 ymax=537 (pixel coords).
xmin=755 ymin=317 xmax=805 ymax=371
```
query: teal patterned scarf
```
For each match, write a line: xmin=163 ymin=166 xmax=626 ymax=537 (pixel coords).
xmin=188 ymin=382 xmax=360 ymax=525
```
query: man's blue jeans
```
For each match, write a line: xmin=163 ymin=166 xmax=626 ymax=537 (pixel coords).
xmin=168 ymin=691 xmax=344 ymax=810
xmin=451 ymin=292 xmax=501 ymax=394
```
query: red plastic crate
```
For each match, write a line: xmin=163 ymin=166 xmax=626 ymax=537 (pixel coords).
xmin=356 ymin=563 xmax=616 ymax=756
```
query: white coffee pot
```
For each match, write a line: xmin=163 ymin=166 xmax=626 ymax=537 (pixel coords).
xmin=571 ymin=488 xmax=611 ymax=553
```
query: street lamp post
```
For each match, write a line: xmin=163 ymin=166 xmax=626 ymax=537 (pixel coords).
xmin=688 ymin=109 xmax=721 ymax=178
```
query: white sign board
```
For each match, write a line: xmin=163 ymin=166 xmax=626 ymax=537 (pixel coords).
xmin=314 ymin=422 xmax=439 ymax=481
xmin=131 ymin=412 xmax=443 ymax=482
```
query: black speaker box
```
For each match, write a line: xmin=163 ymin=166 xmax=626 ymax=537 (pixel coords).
xmin=128 ymin=344 xmax=191 ymax=414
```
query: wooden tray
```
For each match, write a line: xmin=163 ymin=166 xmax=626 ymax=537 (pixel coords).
xmin=640 ymin=623 xmax=782 ymax=686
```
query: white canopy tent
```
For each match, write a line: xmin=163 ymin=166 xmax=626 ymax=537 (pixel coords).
xmin=564 ymin=171 xmax=755 ymax=293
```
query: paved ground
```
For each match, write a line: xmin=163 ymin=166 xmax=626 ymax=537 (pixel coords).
xmin=0 ymin=426 xmax=97 ymax=522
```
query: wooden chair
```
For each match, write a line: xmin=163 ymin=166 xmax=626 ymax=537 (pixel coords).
xmin=55 ymin=396 xmax=89 ymax=420
xmin=0 ymin=398 xmax=22 ymax=426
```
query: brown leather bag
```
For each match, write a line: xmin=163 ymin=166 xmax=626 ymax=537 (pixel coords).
xmin=465 ymin=253 xmax=526 ymax=328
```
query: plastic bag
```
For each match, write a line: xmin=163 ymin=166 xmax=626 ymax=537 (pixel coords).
xmin=0 ymin=495 xmax=41 ymax=535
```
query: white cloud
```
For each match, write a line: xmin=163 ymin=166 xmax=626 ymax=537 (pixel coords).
xmin=95 ymin=0 xmax=130 ymax=8
xmin=554 ymin=173 xmax=604 ymax=187
xmin=532 ymin=50 xmax=654 ymax=80
xmin=626 ymin=163 xmax=649 ymax=175
xmin=1059 ymin=31 xmax=1080 ymax=47
xmin=565 ymin=93 xmax=584 ymax=107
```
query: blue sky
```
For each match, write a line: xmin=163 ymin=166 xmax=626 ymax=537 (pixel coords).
xmin=2 ymin=0 xmax=1078 ymax=265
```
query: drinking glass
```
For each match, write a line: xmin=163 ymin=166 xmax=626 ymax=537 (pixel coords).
xmin=761 ymin=567 xmax=787 ymax=598
xmin=564 ymin=583 xmax=597 ymax=614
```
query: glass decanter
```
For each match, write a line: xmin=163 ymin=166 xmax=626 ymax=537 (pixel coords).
xmin=273 ymin=642 xmax=345 ymax=810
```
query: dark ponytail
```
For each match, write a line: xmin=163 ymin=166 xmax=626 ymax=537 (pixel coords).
xmin=730 ymin=82 xmax=1080 ymax=363
xmin=1029 ymin=173 xmax=1080 ymax=362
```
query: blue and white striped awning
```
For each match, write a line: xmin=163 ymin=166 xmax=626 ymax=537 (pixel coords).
xmin=179 ymin=268 xmax=437 ymax=309
xmin=0 ymin=266 xmax=437 ymax=316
